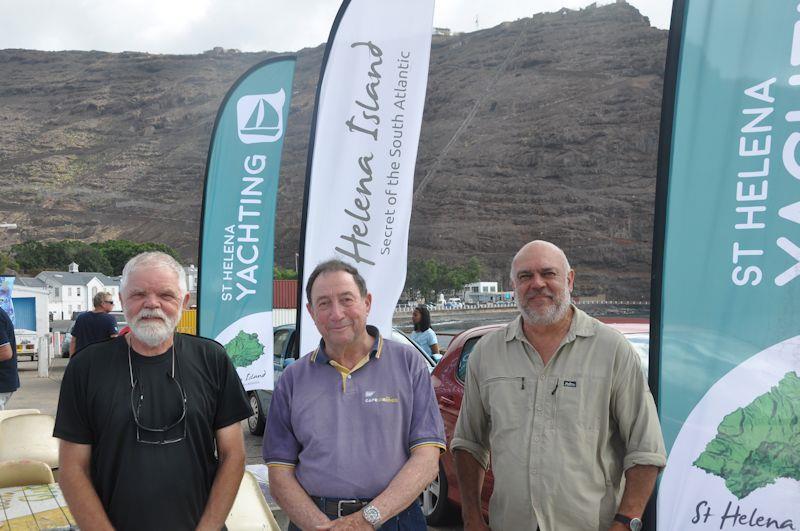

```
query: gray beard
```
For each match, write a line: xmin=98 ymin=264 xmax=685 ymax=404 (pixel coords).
xmin=517 ymin=290 xmax=571 ymax=326
xmin=126 ymin=310 xmax=179 ymax=347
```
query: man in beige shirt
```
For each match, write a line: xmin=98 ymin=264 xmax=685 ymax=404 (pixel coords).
xmin=451 ymin=240 xmax=666 ymax=531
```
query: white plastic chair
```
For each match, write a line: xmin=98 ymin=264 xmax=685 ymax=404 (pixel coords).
xmin=0 ymin=413 xmax=59 ymax=469
xmin=0 ymin=459 xmax=55 ymax=488
xmin=0 ymin=409 xmax=41 ymax=422
xmin=226 ymin=470 xmax=281 ymax=531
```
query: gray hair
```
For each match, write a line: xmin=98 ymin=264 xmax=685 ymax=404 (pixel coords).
xmin=120 ymin=252 xmax=187 ymax=296
xmin=92 ymin=291 xmax=113 ymax=308
xmin=306 ymin=259 xmax=368 ymax=303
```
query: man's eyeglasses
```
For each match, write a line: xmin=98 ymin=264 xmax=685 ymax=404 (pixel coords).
xmin=129 ymin=373 xmax=187 ymax=445
xmin=127 ymin=338 xmax=187 ymax=445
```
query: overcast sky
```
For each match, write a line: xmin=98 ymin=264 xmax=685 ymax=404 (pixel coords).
xmin=0 ymin=0 xmax=671 ymax=55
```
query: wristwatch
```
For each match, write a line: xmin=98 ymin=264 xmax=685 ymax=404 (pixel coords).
xmin=614 ymin=513 xmax=643 ymax=531
xmin=362 ymin=504 xmax=381 ymax=529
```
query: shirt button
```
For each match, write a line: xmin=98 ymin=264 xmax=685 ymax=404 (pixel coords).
xmin=347 ymin=375 xmax=352 ymax=379
xmin=534 ymin=436 xmax=540 ymax=442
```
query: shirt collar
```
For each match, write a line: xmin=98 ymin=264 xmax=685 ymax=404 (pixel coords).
xmin=505 ymin=304 xmax=595 ymax=344
xmin=310 ymin=325 xmax=383 ymax=364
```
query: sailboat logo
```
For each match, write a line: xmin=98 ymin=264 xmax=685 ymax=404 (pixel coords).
xmin=236 ymin=89 xmax=286 ymax=144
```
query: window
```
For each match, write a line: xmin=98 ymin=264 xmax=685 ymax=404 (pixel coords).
xmin=273 ymin=330 xmax=293 ymax=364
xmin=67 ymin=287 xmax=72 ymax=296
xmin=76 ymin=287 xmax=81 ymax=296
xmin=54 ymin=287 xmax=60 ymax=297
xmin=456 ymin=337 xmax=481 ymax=383
xmin=92 ymin=287 xmax=98 ymax=297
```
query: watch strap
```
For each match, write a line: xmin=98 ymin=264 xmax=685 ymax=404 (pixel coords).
xmin=614 ymin=513 xmax=633 ymax=526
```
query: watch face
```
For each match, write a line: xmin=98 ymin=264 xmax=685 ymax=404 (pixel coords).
xmin=629 ymin=518 xmax=643 ymax=531
xmin=363 ymin=505 xmax=381 ymax=526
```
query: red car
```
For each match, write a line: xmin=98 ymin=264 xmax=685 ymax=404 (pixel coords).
xmin=420 ymin=319 xmax=650 ymax=525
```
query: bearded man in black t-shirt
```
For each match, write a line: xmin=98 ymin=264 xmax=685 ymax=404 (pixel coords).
xmin=55 ymin=252 xmax=252 ymax=531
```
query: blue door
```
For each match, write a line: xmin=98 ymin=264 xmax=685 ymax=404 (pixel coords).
xmin=11 ymin=297 xmax=36 ymax=331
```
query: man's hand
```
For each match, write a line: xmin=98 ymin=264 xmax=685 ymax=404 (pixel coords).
xmin=315 ymin=511 xmax=373 ymax=530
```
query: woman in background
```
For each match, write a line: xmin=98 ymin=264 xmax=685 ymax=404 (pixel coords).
xmin=411 ymin=305 xmax=439 ymax=357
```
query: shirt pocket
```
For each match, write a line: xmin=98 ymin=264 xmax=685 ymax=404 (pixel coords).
xmin=481 ymin=376 xmax=529 ymax=433
xmin=554 ymin=376 xmax=601 ymax=432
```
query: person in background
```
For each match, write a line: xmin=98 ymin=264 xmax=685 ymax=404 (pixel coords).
xmin=410 ymin=305 xmax=439 ymax=357
xmin=69 ymin=291 xmax=118 ymax=356
xmin=0 ymin=306 xmax=19 ymax=410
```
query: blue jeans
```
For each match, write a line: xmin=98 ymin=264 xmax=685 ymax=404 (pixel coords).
xmin=0 ymin=392 xmax=13 ymax=410
xmin=288 ymin=501 xmax=426 ymax=531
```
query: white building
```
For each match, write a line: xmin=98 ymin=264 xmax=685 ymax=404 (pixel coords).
xmin=10 ymin=277 xmax=50 ymax=340
xmin=462 ymin=281 xmax=512 ymax=304
xmin=36 ymin=262 xmax=121 ymax=320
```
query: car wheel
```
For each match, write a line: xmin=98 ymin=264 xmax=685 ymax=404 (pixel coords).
xmin=247 ymin=391 xmax=266 ymax=436
xmin=420 ymin=461 xmax=455 ymax=525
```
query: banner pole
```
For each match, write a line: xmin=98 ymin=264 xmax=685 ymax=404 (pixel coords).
xmin=294 ymin=0 xmax=353 ymax=357
xmin=647 ymin=0 xmax=687 ymax=528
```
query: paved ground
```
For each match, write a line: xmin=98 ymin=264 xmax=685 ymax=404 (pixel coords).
xmin=10 ymin=357 xmax=461 ymax=531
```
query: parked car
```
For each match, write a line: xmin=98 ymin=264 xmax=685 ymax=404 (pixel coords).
xmin=246 ymin=324 xmax=438 ymax=436
xmin=420 ymin=319 xmax=650 ymax=525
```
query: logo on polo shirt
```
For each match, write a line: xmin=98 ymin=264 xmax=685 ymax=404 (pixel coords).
xmin=563 ymin=380 xmax=577 ymax=387
xmin=364 ymin=391 xmax=399 ymax=404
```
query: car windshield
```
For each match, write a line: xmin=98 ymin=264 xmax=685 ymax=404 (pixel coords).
xmin=625 ymin=333 xmax=650 ymax=376
xmin=391 ymin=329 xmax=437 ymax=371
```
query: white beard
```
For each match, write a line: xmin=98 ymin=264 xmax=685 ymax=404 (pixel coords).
xmin=517 ymin=285 xmax=571 ymax=326
xmin=127 ymin=308 xmax=179 ymax=348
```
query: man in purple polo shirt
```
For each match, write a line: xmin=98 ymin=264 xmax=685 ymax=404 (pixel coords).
xmin=264 ymin=259 xmax=445 ymax=530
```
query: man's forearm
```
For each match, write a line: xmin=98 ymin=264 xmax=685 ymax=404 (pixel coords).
xmin=616 ymin=464 xmax=660 ymax=518
xmin=59 ymin=464 xmax=114 ymax=531
xmin=454 ymin=449 xmax=488 ymax=528
xmin=0 ymin=344 xmax=12 ymax=361
xmin=268 ymin=467 xmax=330 ymax=530
xmin=368 ymin=445 xmax=440 ymax=523
xmin=196 ymin=446 xmax=245 ymax=531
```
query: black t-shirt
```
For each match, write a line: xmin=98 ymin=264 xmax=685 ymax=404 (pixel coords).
xmin=71 ymin=311 xmax=118 ymax=352
xmin=0 ymin=307 xmax=18 ymax=393
xmin=54 ymin=334 xmax=253 ymax=531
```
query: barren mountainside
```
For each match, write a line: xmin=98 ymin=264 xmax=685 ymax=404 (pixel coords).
xmin=0 ymin=2 xmax=667 ymax=299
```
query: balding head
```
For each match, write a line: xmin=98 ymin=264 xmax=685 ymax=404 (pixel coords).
xmin=510 ymin=240 xmax=571 ymax=282
xmin=510 ymin=240 xmax=574 ymax=327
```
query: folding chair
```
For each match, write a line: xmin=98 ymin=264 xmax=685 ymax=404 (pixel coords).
xmin=0 ymin=409 xmax=41 ymax=422
xmin=226 ymin=470 xmax=281 ymax=531
xmin=0 ymin=413 xmax=59 ymax=469
xmin=0 ymin=459 xmax=55 ymax=488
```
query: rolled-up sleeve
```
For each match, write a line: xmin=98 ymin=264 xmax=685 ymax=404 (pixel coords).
xmin=611 ymin=342 xmax=667 ymax=471
xmin=450 ymin=346 xmax=491 ymax=470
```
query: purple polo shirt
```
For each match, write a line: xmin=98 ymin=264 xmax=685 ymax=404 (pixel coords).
xmin=263 ymin=326 xmax=446 ymax=499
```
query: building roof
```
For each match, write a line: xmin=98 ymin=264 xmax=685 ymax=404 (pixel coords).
xmin=36 ymin=271 xmax=120 ymax=287
xmin=14 ymin=277 xmax=46 ymax=288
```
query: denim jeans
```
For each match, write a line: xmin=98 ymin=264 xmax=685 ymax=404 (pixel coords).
xmin=288 ymin=500 xmax=426 ymax=531
xmin=0 ymin=392 xmax=13 ymax=410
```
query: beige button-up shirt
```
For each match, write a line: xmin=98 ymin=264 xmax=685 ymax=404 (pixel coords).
xmin=451 ymin=307 xmax=666 ymax=531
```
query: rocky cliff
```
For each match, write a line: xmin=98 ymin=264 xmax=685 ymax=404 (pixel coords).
xmin=0 ymin=1 xmax=667 ymax=299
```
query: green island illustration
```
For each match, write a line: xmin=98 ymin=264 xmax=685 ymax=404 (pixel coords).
xmin=225 ymin=331 xmax=264 ymax=368
xmin=693 ymin=371 xmax=800 ymax=499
